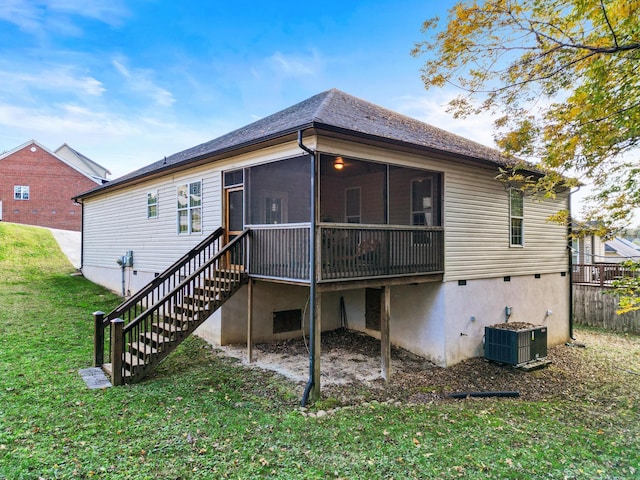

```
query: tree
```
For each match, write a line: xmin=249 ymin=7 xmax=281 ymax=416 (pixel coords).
xmin=412 ymin=0 xmax=640 ymax=234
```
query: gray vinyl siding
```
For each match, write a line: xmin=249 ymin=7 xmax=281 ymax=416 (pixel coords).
xmin=82 ymin=165 xmax=222 ymax=273
xmin=318 ymin=138 xmax=569 ymax=282
xmin=81 ymin=142 xmax=305 ymax=274
xmin=444 ymin=164 xmax=568 ymax=280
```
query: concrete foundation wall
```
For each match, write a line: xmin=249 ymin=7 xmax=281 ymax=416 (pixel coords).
xmin=442 ymin=273 xmax=570 ymax=365
xmin=82 ymin=265 xmax=155 ymax=297
xmin=195 ymin=282 xmax=344 ymax=346
xmin=85 ymin=265 xmax=570 ymax=368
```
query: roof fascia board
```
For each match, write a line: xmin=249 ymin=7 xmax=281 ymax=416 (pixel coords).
xmin=75 ymin=122 xmax=316 ymax=201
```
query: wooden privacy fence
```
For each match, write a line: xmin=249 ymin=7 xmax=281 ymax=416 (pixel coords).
xmin=573 ymin=284 xmax=640 ymax=334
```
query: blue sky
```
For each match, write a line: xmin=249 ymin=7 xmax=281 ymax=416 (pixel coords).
xmin=0 ymin=0 xmax=501 ymax=179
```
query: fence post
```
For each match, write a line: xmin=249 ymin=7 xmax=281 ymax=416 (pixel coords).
xmin=93 ymin=311 xmax=105 ymax=367
xmin=111 ymin=318 xmax=125 ymax=386
xmin=599 ymin=264 xmax=605 ymax=287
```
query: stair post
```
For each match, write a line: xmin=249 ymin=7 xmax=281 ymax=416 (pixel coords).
xmin=111 ymin=318 xmax=125 ymax=385
xmin=93 ymin=311 xmax=105 ymax=367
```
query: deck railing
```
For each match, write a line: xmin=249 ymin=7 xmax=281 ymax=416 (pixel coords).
xmin=249 ymin=224 xmax=310 ymax=280
xmin=320 ymin=224 xmax=444 ymax=281
xmin=572 ymin=263 xmax=638 ymax=287
xmin=248 ymin=223 xmax=444 ymax=282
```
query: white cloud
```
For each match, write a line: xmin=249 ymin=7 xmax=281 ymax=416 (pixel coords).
xmin=44 ymin=0 xmax=129 ymax=25
xmin=1 ymin=67 xmax=106 ymax=97
xmin=0 ymin=0 xmax=128 ymax=45
xmin=112 ymin=58 xmax=175 ymax=107
xmin=0 ymin=0 xmax=129 ymax=33
xmin=392 ymin=92 xmax=498 ymax=149
xmin=267 ymin=50 xmax=321 ymax=77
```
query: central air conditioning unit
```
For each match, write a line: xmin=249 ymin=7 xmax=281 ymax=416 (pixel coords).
xmin=484 ymin=323 xmax=547 ymax=366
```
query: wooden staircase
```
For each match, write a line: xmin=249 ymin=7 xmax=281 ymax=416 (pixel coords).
xmin=93 ymin=229 xmax=249 ymax=384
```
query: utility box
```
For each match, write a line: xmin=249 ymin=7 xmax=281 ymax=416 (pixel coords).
xmin=484 ymin=323 xmax=547 ymax=366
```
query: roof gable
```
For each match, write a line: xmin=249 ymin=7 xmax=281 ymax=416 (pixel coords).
xmin=1 ymin=140 xmax=107 ymax=185
xmin=55 ymin=144 xmax=111 ymax=181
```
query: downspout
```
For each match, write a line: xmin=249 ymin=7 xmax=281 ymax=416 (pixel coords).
xmin=80 ymin=199 xmax=84 ymax=271
xmin=298 ymin=129 xmax=317 ymax=407
xmin=568 ymin=186 xmax=580 ymax=340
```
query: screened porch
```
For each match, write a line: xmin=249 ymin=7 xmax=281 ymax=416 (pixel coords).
xmin=228 ymin=154 xmax=444 ymax=283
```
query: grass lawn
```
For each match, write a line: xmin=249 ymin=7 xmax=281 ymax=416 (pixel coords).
xmin=0 ymin=222 xmax=639 ymax=479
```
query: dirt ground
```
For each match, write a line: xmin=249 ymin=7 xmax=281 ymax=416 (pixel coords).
xmin=213 ymin=327 xmax=640 ymax=405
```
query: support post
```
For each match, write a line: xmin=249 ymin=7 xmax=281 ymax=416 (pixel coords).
xmin=381 ymin=286 xmax=391 ymax=382
xmin=111 ymin=318 xmax=124 ymax=386
xmin=93 ymin=311 xmax=105 ymax=367
xmin=247 ymin=279 xmax=254 ymax=363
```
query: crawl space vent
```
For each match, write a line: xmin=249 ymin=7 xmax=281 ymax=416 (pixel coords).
xmin=273 ymin=309 xmax=302 ymax=334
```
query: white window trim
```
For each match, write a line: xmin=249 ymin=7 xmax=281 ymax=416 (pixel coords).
xmin=14 ymin=185 xmax=30 ymax=200
xmin=147 ymin=191 xmax=158 ymax=219
xmin=509 ymin=188 xmax=525 ymax=247
xmin=411 ymin=177 xmax=433 ymax=227
xmin=177 ymin=180 xmax=203 ymax=235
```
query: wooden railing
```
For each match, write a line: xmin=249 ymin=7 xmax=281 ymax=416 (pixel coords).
xmin=572 ymin=263 xmax=637 ymax=287
xmin=247 ymin=223 xmax=444 ymax=282
xmin=320 ymin=224 xmax=444 ymax=281
xmin=94 ymin=227 xmax=224 ymax=367
xmin=249 ymin=224 xmax=310 ymax=280
xmin=117 ymin=232 xmax=248 ymax=383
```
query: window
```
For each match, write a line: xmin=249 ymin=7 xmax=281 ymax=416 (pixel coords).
xmin=147 ymin=191 xmax=158 ymax=218
xmin=177 ymin=181 xmax=202 ymax=234
xmin=14 ymin=186 xmax=29 ymax=200
xmin=345 ymin=187 xmax=361 ymax=223
xmin=411 ymin=178 xmax=433 ymax=226
xmin=509 ymin=189 xmax=524 ymax=246
xmin=262 ymin=192 xmax=288 ymax=224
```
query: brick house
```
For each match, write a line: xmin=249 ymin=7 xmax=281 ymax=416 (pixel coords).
xmin=0 ymin=140 xmax=110 ymax=231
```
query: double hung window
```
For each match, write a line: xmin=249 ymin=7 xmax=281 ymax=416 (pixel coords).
xmin=177 ymin=181 xmax=202 ymax=234
xmin=147 ymin=191 xmax=158 ymax=218
xmin=509 ymin=188 xmax=524 ymax=246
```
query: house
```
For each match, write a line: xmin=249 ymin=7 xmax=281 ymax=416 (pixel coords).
xmin=604 ymin=237 xmax=640 ymax=263
xmin=0 ymin=140 xmax=110 ymax=231
xmin=55 ymin=143 xmax=112 ymax=185
xmin=75 ymin=89 xmax=571 ymax=398
xmin=571 ymin=231 xmax=606 ymax=265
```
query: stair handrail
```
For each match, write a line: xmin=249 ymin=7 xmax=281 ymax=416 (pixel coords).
xmin=122 ymin=229 xmax=250 ymax=334
xmin=108 ymin=230 xmax=250 ymax=383
xmin=104 ymin=227 xmax=225 ymax=325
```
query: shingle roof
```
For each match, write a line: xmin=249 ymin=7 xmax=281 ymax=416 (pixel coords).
xmin=77 ymin=88 xmax=516 ymax=198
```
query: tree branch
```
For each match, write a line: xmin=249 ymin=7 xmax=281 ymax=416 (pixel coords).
xmin=600 ymin=0 xmax=620 ymax=49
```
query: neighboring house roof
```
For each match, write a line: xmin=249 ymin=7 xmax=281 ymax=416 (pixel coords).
xmin=55 ymin=143 xmax=111 ymax=183
xmin=0 ymin=139 xmax=107 ymax=185
xmin=605 ymin=237 xmax=640 ymax=260
xmin=75 ymin=88 xmax=524 ymax=199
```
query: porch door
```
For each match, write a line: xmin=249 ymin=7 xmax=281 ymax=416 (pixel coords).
xmin=225 ymin=186 xmax=244 ymax=265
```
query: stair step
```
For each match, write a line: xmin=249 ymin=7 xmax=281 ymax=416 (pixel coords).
xmin=123 ymin=352 xmax=146 ymax=370
xmin=183 ymin=294 xmax=215 ymax=307
xmin=193 ymin=285 xmax=223 ymax=298
xmin=129 ymin=341 xmax=158 ymax=356
xmin=162 ymin=310 xmax=198 ymax=326
xmin=173 ymin=303 xmax=200 ymax=316
xmin=102 ymin=363 xmax=132 ymax=379
xmin=152 ymin=321 xmax=187 ymax=336
xmin=139 ymin=331 xmax=171 ymax=348
xmin=203 ymin=276 xmax=236 ymax=287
